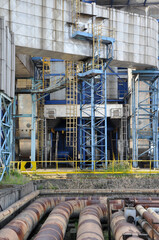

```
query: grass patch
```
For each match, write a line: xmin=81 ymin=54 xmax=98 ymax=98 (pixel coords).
xmin=105 ymin=161 xmax=131 ymax=173
xmin=0 ymin=170 xmax=30 ymax=185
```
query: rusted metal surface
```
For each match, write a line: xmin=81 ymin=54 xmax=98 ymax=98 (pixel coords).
xmin=0 ymin=196 xmax=107 ymax=240
xmin=0 ymin=197 xmax=56 ymax=240
xmin=111 ymin=211 xmax=142 ymax=240
xmin=77 ymin=204 xmax=107 ymax=240
xmin=138 ymin=218 xmax=159 ymax=240
xmin=147 ymin=208 xmax=159 ymax=221
xmin=0 ymin=190 xmax=39 ymax=224
xmin=34 ymin=199 xmax=107 ymax=240
xmin=136 ymin=205 xmax=159 ymax=233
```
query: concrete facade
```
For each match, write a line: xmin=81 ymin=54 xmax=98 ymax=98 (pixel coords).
xmin=0 ymin=0 xmax=158 ymax=69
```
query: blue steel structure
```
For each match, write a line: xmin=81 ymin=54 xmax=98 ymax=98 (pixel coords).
xmin=73 ymin=28 xmax=115 ymax=170
xmin=132 ymin=70 xmax=159 ymax=167
xmin=0 ymin=93 xmax=12 ymax=181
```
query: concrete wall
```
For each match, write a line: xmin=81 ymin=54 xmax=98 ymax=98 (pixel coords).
xmin=0 ymin=1 xmax=158 ymax=68
xmin=0 ymin=17 xmax=15 ymax=98
xmin=50 ymin=61 xmax=65 ymax=100
xmin=0 ymin=182 xmax=36 ymax=210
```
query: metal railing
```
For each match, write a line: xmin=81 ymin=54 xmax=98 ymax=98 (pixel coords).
xmin=8 ymin=160 xmax=159 ymax=175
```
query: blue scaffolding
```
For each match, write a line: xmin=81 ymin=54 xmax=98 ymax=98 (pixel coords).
xmin=132 ymin=70 xmax=159 ymax=167
xmin=73 ymin=30 xmax=115 ymax=170
xmin=0 ymin=93 xmax=12 ymax=180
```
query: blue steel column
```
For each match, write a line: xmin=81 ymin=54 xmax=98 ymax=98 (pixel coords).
xmin=9 ymin=100 xmax=13 ymax=173
xmin=31 ymin=79 xmax=36 ymax=162
xmin=132 ymin=75 xmax=137 ymax=167
xmin=0 ymin=95 xmax=2 ymax=166
xmin=153 ymin=79 xmax=158 ymax=167
xmin=12 ymin=97 xmax=16 ymax=162
xmin=91 ymin=77 xmax=95 ymax=170
xmin=104 ymin=65 xmax=107 ymax=168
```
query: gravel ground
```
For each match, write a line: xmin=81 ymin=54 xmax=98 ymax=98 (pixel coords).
xmin=36 ymin=176 xmax=159 ymax=190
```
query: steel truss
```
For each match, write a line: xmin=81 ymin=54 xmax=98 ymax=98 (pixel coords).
xmin=71 ymin=2 xmax=115 ymax=170
xmin=132 ymin=70 xmax=159 ymax=167
xmin=0 ymin=93 xmax=12 ymax=180
xmin=79 ymin=68 xmax=109 ymax=170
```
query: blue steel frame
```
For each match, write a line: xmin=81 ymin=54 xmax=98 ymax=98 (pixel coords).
xmin=0 ymin=93 xmax=12 ymax=181
xmin=78 ymin=68 xmax=108 ymax=170
xmin=73 ymin=19 xmax=115 ymax=170
xmin=132 ymin=70 xmax=159 ymax=167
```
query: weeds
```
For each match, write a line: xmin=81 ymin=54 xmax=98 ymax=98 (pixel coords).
xmin=0 ymin=170 xmax=30 ymax=185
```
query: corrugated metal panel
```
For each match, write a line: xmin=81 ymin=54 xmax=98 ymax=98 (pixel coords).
xmin=0 ymin=17 xmax=15 ymax=98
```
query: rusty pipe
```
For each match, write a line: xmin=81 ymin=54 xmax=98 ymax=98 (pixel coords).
xmin=147 ymin=208 xmax=159 ymax=221
xmin=111 ymin=211 xmax=142 ymax=240
xmin=0 ymin=196 xmax=107 ymax=240
xmin=136 ymin=205 xmax=159 ymax=233
xmin=138 ymin=218 xmax=159 ymax=240
xmin=77 ymin=204 xmax=107 ymax=240
xmin=34 ymin=199 xmax=107 ymax=240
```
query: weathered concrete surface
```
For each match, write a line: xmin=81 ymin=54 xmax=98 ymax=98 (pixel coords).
xmin=16 ymin=54 xmax=34 ymax=78
xmin=0 ymin=181 xmax=37 ymax=210
xmin=0 ymin=0 xmax=158 ymax=68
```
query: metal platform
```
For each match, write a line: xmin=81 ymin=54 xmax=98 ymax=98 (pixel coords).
xmin=78 ymin=69 xmax=103 ymax=78
xmin=72 ymin=31 xmax=115 ymax=45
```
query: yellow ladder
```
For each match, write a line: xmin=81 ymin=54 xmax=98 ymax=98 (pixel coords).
xmin=37 ymin=58 xmax=50 ymax=167
xmin=72 ymin=0 xmax=80 ymax=32
xmin=66 ymin=61 xmax=78 ymax=161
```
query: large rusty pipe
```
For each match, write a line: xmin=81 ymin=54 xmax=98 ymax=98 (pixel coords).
xmin=138 ymin=218 xmax=159 ymax=240
xmin=147 ymin=208 xmax=159 ymax=222
xmin=111 ymin=211 xmax=142 ymax=240
xmin=34 ymin=199 xmax=107 ymax=240
xmin=0 ymin=190 xmax=39 ymax=224
xmin=77 ymin=204 xmax=107 ymax=240
xmin=0 ymin=196 xmax=107 ymax=240
xmin=136 ymin=205 xmax=159 ymax=233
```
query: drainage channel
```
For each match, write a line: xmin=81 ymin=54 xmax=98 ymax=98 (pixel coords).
xmin=0 ymin=190 xmax=159 ymax=240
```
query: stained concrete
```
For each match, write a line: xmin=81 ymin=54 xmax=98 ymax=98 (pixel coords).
xmin=0 ymin=0 xmax=158 ymax=68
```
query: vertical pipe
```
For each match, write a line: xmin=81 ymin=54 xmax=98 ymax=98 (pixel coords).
xmin=31 ymin=79 xmax=36 ymax=162
xmin=45 ymin=118 xmax=47 ymax=168
xmin=116 ymin=128 xmax=118 ymax=161
xmin=104 ymin=64 xmax=107 ymax=168
xmin=12 ymin=96 xmax=16 ymax=162
xmin=153 ymin=79 xmax=158 ymax=167
xmin=132 ymin=75 xmax=137 ymax=167
xmin=9 ymin=100 xmax=13 ymax=172
xmin=80 ymin=82 xmax=83 ymax=168
xmin=91 ymin=77 xmax=95 ymax=170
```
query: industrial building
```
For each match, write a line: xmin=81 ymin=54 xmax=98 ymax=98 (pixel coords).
xmin=0 ymin=0 xmax=159 ymax=178
xmin=1 ymin=1 xmax=159 ymax=240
